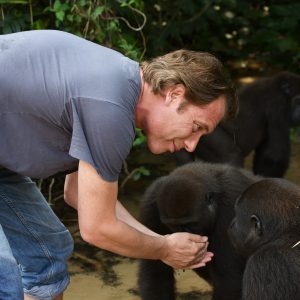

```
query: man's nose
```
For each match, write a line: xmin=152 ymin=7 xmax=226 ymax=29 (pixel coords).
xmin=183 ymin=132 xmax=203 ymax=152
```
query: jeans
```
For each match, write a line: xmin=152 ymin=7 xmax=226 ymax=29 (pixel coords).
xmin=0 ymin=168 xmax=74 ymax=299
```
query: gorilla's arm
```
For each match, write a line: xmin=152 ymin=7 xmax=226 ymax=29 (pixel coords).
xmin=138 ymin=260 xmax=176 ymax=300
xmin=138 ymin=189 xmax=177 ymax=300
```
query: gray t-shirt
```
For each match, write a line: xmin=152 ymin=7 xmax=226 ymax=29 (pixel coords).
xmin=0 ymin=30 xmax=141 ymax=181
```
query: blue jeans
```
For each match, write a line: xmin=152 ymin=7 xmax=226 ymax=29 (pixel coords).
xmin=0 ymin=168 xmax=74 ymax=299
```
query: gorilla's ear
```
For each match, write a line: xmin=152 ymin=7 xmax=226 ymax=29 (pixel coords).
xmin=205 ymin=192 xmax=215 ymax=205
xmin=251 ymin=214 xmax=262 ymax=237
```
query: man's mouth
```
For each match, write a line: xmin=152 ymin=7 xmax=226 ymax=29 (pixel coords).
xmin=173 ymin=140 xmax=178 ymax=152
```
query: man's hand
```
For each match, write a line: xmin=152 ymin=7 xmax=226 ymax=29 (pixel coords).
xmin=162 ymin=232 xmax=213 ymax=269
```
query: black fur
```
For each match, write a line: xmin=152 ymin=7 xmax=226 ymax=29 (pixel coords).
xmin=228 ymin=178 xmax=300 ymax=300
xmin=138 ymin=161 xmax=261 ymax=300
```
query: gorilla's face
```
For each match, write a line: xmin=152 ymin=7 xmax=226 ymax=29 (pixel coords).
xmin=228 ymin=195 xmax=263 ymax=257
xmin=156 ymin=175 xmax=218 ymax=235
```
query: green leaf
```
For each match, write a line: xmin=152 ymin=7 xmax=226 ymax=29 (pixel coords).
xmin=133 ymin=135 xmax=146 ymax=146
xmin=66 ymin=14 xmax=73 ymax=22
xmin=56 ymin=10 xmax=65 ymax=22
xmin=133 ymin=172 xmax=141 ymax=181
xmin=0 ymin=0 xmax=28 ymax=3
xmin=91 ymin=6 xmax=104 ymax=20
xmin=79 ymin=0 xmax=87 ymax=6
xmin=138 ymin=167 xmax=150 ymax=176
xmin=277 ymin=38 xmax=297 ymax=52
xmin=53 ymin=0 xmax=61 ymax=10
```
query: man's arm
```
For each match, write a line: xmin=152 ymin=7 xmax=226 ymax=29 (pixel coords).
xmin=65 ymin=171 xmax=161 ymax=237
xmin=64 ymin=160 xmax=213 ymax=269
xmin=64 ymin=171 xmax=78 ymax=209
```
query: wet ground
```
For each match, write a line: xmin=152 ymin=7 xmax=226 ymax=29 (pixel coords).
xmin=50 ymin=136 xmax=300 ymax=300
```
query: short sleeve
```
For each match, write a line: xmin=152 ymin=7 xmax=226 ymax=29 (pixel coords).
xmin=69 ymin=97 xmax=135 ymax=182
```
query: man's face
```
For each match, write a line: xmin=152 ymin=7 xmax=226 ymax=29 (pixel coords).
xmin=144 ymin=95 xmax=226 ymax=154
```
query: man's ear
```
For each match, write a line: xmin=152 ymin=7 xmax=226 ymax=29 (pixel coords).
xmin=165 ymin=84 xmax=186 ymax=105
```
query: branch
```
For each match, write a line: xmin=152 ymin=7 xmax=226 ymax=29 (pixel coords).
xmin=184 ymin=0 xmax=213 ymax=23
xmin=102 ymin=2 xmax=147 ymax=32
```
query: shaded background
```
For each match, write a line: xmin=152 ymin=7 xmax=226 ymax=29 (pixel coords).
xmin=1 ymin=0 xmax=300 ymax=74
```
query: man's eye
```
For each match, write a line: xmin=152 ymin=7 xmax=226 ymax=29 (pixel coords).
xmin=193 ymin=123 xmax=201 ymax=133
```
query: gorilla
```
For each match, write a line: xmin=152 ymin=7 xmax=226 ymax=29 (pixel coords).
xmin=138 ymin=161 xmax=261 ymax=300
xmin=228 ymin=178 xmax=300 ymax=300
xmin=174 ymin=72 xmax=300 ymax=177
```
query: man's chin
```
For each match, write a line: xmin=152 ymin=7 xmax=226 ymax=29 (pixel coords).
xmin=147 ymin=143 xmax=167 ymax=155
xmin=148 ymin=148 xmax=165 ymax=155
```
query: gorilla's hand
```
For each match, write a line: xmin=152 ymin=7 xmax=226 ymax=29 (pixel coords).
xmin=161 ymin=233 xmax=213 ymax=269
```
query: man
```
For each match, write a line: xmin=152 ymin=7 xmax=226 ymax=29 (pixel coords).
xmin=0 ymin=30 xmax=237 ymax=299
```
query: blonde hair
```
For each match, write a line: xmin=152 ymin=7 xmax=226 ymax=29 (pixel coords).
xmin=140 ymin=49 xmax=238 ymax=119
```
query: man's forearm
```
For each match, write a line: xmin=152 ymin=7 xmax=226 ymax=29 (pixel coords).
xmin=116 ymin=200 xmax=159 ymax=237
xmin=79 ymin=214 xmax=166 ymax=260
xmin=79 ymin=210 xmax=211 ymax=270
xmin=64 ymin=180 xmax=158 ymax=239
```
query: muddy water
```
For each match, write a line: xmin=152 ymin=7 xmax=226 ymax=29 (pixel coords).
xmin=63 ymin=137 xmax=300 ymax=300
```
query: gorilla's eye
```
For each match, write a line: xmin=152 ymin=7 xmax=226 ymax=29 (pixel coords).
xmin=205 ymin=192 xmax=215 ymax=205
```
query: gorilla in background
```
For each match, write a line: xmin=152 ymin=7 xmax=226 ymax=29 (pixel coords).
xmin=138 ymin=161 xmax=261 ymax=300
xmin=174 ymin=72 xmax=300 ymax=177
xmin=228 ymin=178 xmax=300 ymax=300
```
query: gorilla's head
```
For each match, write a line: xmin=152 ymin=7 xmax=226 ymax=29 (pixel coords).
xmin=228 ymin=178 xmax=300 ymax=257
xmin=154 ymin=161 xmax=257 ymax=236
xmin=156 ymin=172 xmax=218 ymax=235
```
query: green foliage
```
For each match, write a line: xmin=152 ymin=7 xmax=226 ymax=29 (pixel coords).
xmin=290 ymin=126 xmax=300 ymax=142
xmin=133 ymin=128 xmax=146 ymax=147
xmin=0 ymin=1 xmax=28 ymax=3
xmin=142 ymin=0 xmax=300 ymax=76
xmin=0 ymin=0 xmax=145 ymax=60
xmin=132 ymin=166 xmax=150 ymax=181
xmin=120 ymin=163 xmax=150 ymax=189
xmin=1 ymin=0 xmax=299 ymax=77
